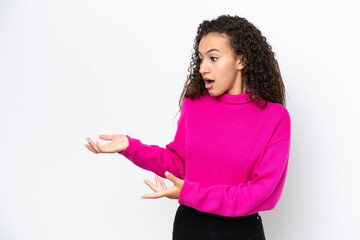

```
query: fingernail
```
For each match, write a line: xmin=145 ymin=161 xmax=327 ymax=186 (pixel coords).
xmin=165 ymin=171 xmax=169 ymax=176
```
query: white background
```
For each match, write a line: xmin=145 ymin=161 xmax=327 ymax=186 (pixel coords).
xmin=1 ymin=0 xmax=359 ymax=239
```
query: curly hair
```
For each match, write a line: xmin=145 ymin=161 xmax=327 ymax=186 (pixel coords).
xmin=175 ymin=14 xmax=287 ymax=118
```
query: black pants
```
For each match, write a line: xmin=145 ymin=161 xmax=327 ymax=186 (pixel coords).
xmin=172 ymin=204 xmax=266 ymax=240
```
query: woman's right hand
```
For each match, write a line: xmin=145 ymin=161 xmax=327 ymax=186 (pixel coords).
xmin=85 ymin=134 xmax=129 ymax=154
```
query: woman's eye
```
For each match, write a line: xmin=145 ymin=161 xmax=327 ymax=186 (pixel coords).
xmin=199 ymin=57 xmax=217 ymax=63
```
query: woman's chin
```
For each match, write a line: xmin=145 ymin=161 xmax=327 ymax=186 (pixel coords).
xmin=207 ymin=89 xmax=224 ymax=97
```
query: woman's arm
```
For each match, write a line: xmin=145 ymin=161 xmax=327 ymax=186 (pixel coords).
xmin=118 ymin=98 xmax=188 ymax=180
xmin=118 ymin=134 xmax=186 ymax=180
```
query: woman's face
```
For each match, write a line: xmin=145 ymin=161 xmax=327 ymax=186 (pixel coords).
xmin=198 ymin=33 xmax=246 ymax=96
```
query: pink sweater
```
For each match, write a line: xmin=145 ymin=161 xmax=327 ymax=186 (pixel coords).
xmin=118 ymin=91 xmax=291 ymax=217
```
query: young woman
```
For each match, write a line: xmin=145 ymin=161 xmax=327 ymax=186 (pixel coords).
xmin=85 ymin=14 xmax=291 ymax=240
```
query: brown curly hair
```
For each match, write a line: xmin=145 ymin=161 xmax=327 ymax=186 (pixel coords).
xmin=175 ymin=14 xmax=287 ymax=118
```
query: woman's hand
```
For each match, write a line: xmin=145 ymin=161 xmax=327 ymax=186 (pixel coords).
xmin=85 ymin=134 xmax=129 ymax=153
xmin=141 ymin=171 xmax=184 ymax=200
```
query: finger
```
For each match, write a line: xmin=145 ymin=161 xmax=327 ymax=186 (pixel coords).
xmin=141 ymin=192 xmax=163 ymax=199
xmin=96 ymin=141 xmax=103 ymax=152
xmin=159 ymin=178 xmax=167 ymax=189
xmin=91 ymin=140 xmax=101 ymax=153
xmin=141 ymin=189 xmax=172 ymax=199
xmin=99 ymin=134 xmax=113 ymax=141
xmin=85 ymin=144 xmax=97 ymax=154
xmin=144 ymin=179 xmax=160 ymax=192
xmin=155 ymin=175 xmax=163 ymax=189
xmin=165 ymin=171 xmax=179 ymax=185
xmin=86 ymin=138 xmax=100 ymax=153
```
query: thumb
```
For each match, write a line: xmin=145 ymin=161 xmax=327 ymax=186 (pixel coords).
xmin=99 ymin=134 xmax=113 ymax=140
xmin=165 ymin=171 xmax=178 ymax=184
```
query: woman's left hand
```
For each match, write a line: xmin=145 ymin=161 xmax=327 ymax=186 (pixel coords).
xmin=141 ymin=171 xmax=184 ymax=200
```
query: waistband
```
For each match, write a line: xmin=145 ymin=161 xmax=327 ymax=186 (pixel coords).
xmin=179 ymin=204 xmax=260 ymax=220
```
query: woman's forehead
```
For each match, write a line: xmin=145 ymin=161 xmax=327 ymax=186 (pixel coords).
xmin=199 ymin=34 xmax=231 ymax=55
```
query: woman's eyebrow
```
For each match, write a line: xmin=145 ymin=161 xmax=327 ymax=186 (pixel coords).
xmin=198 ymin=48 xmax=220 ymax=56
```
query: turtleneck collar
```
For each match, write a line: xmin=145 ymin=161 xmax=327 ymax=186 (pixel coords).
xmin=216 ymin=91 xmax=253 ymax=105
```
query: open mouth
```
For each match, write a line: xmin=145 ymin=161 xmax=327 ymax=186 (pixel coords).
xmin=204 ymin=79 xmax=215 ymax=89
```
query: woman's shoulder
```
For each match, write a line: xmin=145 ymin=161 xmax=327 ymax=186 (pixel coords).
xmin=264 ymin=101 xmax=291 ymax=121
xmin=183 ymin=92 xmax=212 ymax=105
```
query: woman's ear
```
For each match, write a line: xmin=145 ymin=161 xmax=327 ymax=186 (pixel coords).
xmin=236 ymin=55 xmax=246 ymax=70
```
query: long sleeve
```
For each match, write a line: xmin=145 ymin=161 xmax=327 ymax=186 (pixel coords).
xmin=178 ymin=109 xmax=291 ymax=217
xmin=118 ymin=98 xmax=188 ymax=179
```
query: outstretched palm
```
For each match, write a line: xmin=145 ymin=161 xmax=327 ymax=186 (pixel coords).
xmin=85 ymin=134 xmax=129 ymax=153
xmin=141 ymin=172 xmax=184 ymax=200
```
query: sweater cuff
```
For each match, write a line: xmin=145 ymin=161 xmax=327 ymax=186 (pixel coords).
xmin=118 ymin=135 xmax=134 ymax=157
xmin=178 ymin=179 xmax=196 ymax=207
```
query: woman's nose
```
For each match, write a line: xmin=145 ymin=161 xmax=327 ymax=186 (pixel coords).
xmin=199 ymin=61 xmax=209 ymax=74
